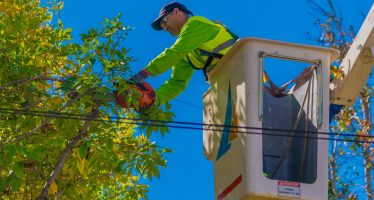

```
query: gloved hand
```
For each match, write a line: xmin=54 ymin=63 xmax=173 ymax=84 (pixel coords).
xmin=114 ymin=82 xmax=156 ymax=111
xmin=128 ymin=69 xmax=151 ymax=85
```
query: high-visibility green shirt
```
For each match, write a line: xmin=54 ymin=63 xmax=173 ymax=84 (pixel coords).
xmin=145 ymin=16 xmax=235 ymax=105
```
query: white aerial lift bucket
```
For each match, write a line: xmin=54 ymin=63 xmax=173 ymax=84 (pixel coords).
xmin=203 ymin=37 xmax=339 ymax=200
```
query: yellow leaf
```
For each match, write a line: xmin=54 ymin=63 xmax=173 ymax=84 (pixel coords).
xmin=344 ymin=120 xmax=351 ymax=126
xmin=262 ymin=74 xmax=268 ymax=83
xmin=50 ymin=97 xmax=63 ymax=104
xmin=48 ymin=180 xmax=58 ymax=195
xmin=330 ymin=65 xmax=344 ymax=79
xmin=77 ymin=158 xmax=86 ymax=176
xmin=131 ymin=176 xmax=138 ymax=181
xmin=53 ymin=81 xmax=61 ymax=88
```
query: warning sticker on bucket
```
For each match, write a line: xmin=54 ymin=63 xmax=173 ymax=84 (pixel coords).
xmin=277 ymin=181 xmax=300 ymax=198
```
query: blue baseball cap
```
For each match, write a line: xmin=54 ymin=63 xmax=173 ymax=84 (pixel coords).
xmin=151 ymin=2 xmax=193 ymax=31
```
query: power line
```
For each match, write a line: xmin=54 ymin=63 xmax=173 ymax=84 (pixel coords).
xmin=173 ymin=98 xmax=202 ymax=109
xmin=0 ymin=107 xmax=368 ymax=138
xmin=0 ymin=107 xmax=373 ymax=143
xmin=0 ymin=107 xmax=371 ymax=138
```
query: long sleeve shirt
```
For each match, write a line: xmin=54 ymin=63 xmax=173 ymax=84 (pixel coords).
xmin=145 ymin=16 xmax=226 ymax=105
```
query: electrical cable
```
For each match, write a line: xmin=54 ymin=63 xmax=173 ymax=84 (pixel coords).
xmin=173 ymin=98 xmax=202 ymax=109
xmin=0 ymin=71 xmax=372 ymax=142
xmin=0 ymin=107 xmax=371 ymax=139
xmin=0 ymin=107 xmax=373 ymax=144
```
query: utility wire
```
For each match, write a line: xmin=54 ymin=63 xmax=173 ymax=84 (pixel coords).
xmin=0 ymin=107 xmax=366 ymax=138
xmin=173 ymin=98 xmax=202 ymax=109
xmin=0 ymin=107 xmax=371 ymax=138
xmin=0 ymin=108 xmax=373 ymax=143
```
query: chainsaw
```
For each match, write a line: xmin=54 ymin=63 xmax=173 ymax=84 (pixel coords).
xmin=114 ymin=82 xmax=156 ymax=111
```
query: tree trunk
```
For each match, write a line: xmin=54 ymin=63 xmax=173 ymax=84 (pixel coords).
xmin=363 ymin=146 xmax=373 ymax=200
xmin=360 ymin=91 xmax=373 ymax=200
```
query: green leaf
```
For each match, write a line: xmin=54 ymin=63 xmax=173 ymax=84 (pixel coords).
xmin=0 ymin=178 xmax=5 ymax=192
xmin=5 ymin=145 xmax=16 ymax=159
xmin=121 ymin=47 xmax=127 ymax=55
xmin=165 ymin=103 xmax=172 ymax=110
xmin=9 ymin=177 xmax=21 ymax=192
xmin=27 ymin=150 xmax=40 ymax=161
xmin=147 ymin=171 xmax=153 ymax=181
xmin=14 ymin=162 xmax=24 ymax=179
xmin=64 ymin=28 xmax=72 ymax=34
xmin=79 ymin=141 xmax=89 ymax=159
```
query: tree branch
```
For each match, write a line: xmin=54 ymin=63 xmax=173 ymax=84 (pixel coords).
xmin=330 ymin=150 xmax=348 ymax=198
xmin=0 ymin=76 xmax=41 ymax=90
xmin=37 ymin=108 xmax=99 ymax=200
xmin=0 ymin=91 xmax=85 ymax=149
xmin=307 ymin=0 xmax=330 ymax=17
xmin=0 ymin=73 xmax=69 ymax=90
xmin=360 ymin=91 xmax=373 ymax=199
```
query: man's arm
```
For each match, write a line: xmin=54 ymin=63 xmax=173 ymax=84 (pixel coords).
xmin=155 ymin=59 xmax=194 ymax=105
xmin=145 ymin=17 xmax=221 ymax=76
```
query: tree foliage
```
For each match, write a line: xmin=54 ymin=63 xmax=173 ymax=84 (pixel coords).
xmin=308 ymin=0 xmax=373 ymax=199
xmin=0 ymin=0 xmax=174 ymax=199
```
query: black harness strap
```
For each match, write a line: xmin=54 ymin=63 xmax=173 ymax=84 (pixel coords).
xmin=200 ymin=38 xmax=236 ymax=81
xmin=186 ymin=55 xmax=201 ymax=70
xmin=202 ymin=56 xmax=214 ymax=81
xmin=185 ymin=23 xmax=239 ymax=81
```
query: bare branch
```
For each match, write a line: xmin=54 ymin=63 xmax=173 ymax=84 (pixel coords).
xmin=326 ymin=0 xmax=336 ymax=16
xmin=307 ymin=0 xmax=330 ymax=16
xmin=330 ymin=152 xmax=348 ymax=198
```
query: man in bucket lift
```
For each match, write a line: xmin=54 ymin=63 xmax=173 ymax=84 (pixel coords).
xmin=121 ymin=1 xmax=238 ymax=110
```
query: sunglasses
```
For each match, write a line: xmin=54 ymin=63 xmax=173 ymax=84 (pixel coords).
xmin=161 ymin=11 xmax=174 ymax=27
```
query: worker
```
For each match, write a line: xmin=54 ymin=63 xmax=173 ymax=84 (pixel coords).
xmin=129 ymin=1 xmax=238 ymax=108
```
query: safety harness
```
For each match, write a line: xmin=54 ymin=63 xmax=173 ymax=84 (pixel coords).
xmin=186 ymin=25 xmax=239 ymax=81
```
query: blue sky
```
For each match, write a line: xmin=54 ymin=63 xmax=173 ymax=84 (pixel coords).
xmin=57 ymin=0 xmax=373 ymax=199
